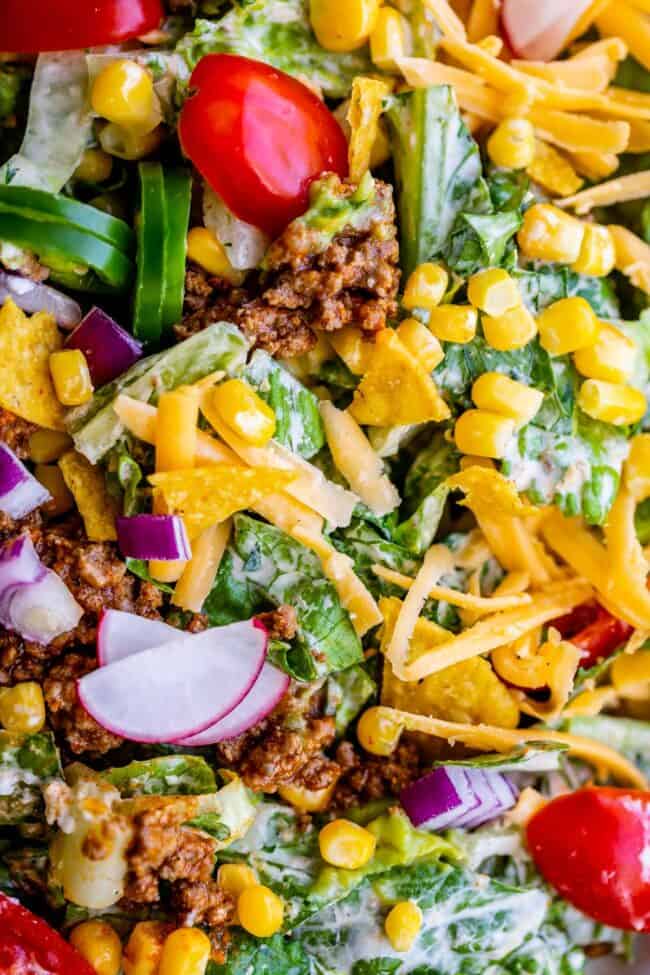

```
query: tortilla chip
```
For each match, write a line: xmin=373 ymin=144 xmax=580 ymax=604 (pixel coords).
xmin=59 ymin=450 xmax=118 ymax=541
xmin=347 ymin=77 xmax=393 ymax=183
xmin=447 ymin=466 xmax=537 ymax=518
xmin=149 ymin=465 xmax=296 ymax=537
xmin=0 ymin=299 xmax=64 ymax=430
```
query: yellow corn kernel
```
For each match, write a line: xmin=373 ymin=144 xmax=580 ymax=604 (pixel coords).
xmin=91 ymin=60 xmax=158 ymax=132
xmin=472 ymin=373 xmax=543 ymax=424
xmin=310 ymin=0 xmax=380 ymax=51
xmin=99 ymin=122 xmax=163 ymax=161
xmin=123 ymin=922 xmax=172 ymax=975
xmin=0 ymin=682 xmax=45 ymax=734
xmin=612 ymin=651 xmax=650 ymax=700
xmin=217 ymin=863 xmax=258 ymax=898
xmin=625 ymin=434 xmax=650 ymax=500
xmin=74 ymin=148 xmax=113 ymax=184
xmin=238 ymin=885 xmax=285 ymax=938
xmin=278 ymin=780 xmax=339 ymax=812
xmin=487 ymin=118 xmax=536 ymax=170
xmin=397 ymin=318 xmax=444 ymax=370
xmin=467 ymin=268 xmax=520 ymax=316
xmin=384 ymin=901 xmax=423 ymax=953
xmin=573 ymin=323 xmax=636 ymax=383
xmin=187 ymin=227 xmax=241 ymax=283
xmin=370 ymin=7 xmax=411 ymax=71
xmin=357 ymin=705 xmax=402 ymax=755
xmin=28 ymin=428 xmax=72 ymax=464
xmin=537 ymin=297 xmax=599 ymax=356
xmin=69 ymin=921 xmax=122 ymax=975
xmin=482 ymin=305 xmax=537 ymax=352
xmin=212 ymin=379 xmax=276 ymax=446
xmin=156 ymin=387 xmax=199 ymax=474
xmin=578 ymin=379 xmax=647 ymax=426
xmin=571 ymin=224 xmax=616 ymax=278
xmin=34 ymin=464 xmax=74 ymax=517
xmin=454 ymin=409 xmax=515 ymax=459
xmin=526 ymin=140 xmax=583 ymax=198
xmin=49 ymin=350 xmax=94 ymax=407
xmin=319 ymin=819 xmax=377 ymax=870
xmin=402 ymin=263 xmax=449 ymax=311
xmin=517 ymin=204 xmax=585 ymax=264
xmin=158 ymin=928 xmax=211 ymax=975
xmin=328 ymin=327 xmax=374 ymax=375
xmin=427 ymin=306 xmax=477 ymax=344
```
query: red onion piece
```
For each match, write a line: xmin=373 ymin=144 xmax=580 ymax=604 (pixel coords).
xmin=116 ymin=515 xmax=191 ymax=561
xmin=0 ymin=269 xmax=82 ymax=328
xmin=401 ymin=766 xmax=518 ymax=832
xmin=66 ymin=307 xmax=143 ymax=387
xmin=0 ymin=443 xmax=51 ymax=519
xmin=0 ymin=535 xmax=45 ymax=621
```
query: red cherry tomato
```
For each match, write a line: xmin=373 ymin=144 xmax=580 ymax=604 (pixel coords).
xmin=551 ymin=601 xmax=632 ymax=668
xmin=0 ymin=893 xmax=95 ymax=974
xmin=179 ymin=54 xmax=349 ymax=238
xmin=0 ymin=0 xmax=163 ymax=53
xmin=527 ymin=788 xmax=650 ymax=932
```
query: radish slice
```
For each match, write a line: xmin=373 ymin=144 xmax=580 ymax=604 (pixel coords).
xmin=97 ymin=609 xmax=179 ymax=666
xmin=78 ymin=619 xmax=267 ymax=743
xmin=501 ymin=0 xmax=593 ymax=61
xmin=175 ymin=663 xmax=290 ymax=745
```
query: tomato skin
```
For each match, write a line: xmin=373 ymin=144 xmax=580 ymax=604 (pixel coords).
xmin=179 ymin=54 xmax=349 ymax=238
xmin=0 ymin=893 xmax=95 ymax=975
xmin=552 ymin=601 xmax=633 ymax=668
xmin=527 ymin=788 xmax=650 ymax=932
xmin=0 ymin=0 xmax=163 ymax=53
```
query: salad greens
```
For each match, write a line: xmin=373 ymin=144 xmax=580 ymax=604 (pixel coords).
xmin=0 ymin=731 xmax=61 ymax=825
xmin=246 ymin=350 xmax=325 ymax=459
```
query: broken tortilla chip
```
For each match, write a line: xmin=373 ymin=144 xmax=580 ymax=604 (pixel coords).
xmin=0 ymin=299 xmax=64 ymax=430
xmin=59 ymin=449 xmax=118 ymax=541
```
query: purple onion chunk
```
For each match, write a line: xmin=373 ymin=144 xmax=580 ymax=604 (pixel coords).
xmin=116 ymin=514 xmax=191 ymax=561
xmin=66 ymin=307 xmax=143 ymax=387
xmin=401 ymin=765 xmax=519 ymax=833
xmin=0 ymin=443 xmax=51 ymax=519
xmin=0 ymin=269 xmax=82 ymax=328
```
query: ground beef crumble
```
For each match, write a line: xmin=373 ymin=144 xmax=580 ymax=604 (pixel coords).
xmin=332 ymin=739 xmax=422 ymax=809
xmin=0 ymin=407 xmax=36 ymax=459
xmin=175 ymin=176 xmax=400 ymax=358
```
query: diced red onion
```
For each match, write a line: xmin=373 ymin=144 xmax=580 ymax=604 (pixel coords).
xmin=0 ymin=535 xmax=45 ymax=620
xmin=116 ymin=514 xmax=191 ymax=561
xmin=0 ymin=269 xmax=82 ymax=328
xmin=0 ymin=443 xmax=51 ymax=519
xmin=401 ymin=765 xmax=519 ymax=832
xmin=66 ymin=307 xmax=143 ymax=387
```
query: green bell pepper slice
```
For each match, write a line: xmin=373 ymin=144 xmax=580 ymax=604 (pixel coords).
xmin=161 ymin=168 xmax=192 ymax=332
xmin=133 ymin=161 xmax=166 ymax=343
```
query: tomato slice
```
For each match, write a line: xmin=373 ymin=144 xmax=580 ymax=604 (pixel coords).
xmin=551 ymin=601 xmax=632 ymax=669
xmin=527 ymin=788 xmax=650 ymax=932
xmin=0 ymin=894 xmax=95 ymax=975
xmin=179 ymin=54 xmax=349 ymax=238
xmin=0 ymin=0 xmax=163 ymax=53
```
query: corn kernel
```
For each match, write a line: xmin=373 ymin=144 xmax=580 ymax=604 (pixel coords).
xmin=319 ymin=819 xmax=377 ymax=869
xmin=69 ymin=920 xmax=122 ymax=975
xmin=278 ymin=780 xmax=338 ymax=812
xmin=573 ymin=323 xmax=636 ymax=383
xmin=467 ymin=269 xmax=520 ymax=316
xmin=402 ymin=263 xmax=448 ymax=311
xmin=517 ymin=203 xmax=585 ymax=264
xmin=35 ymin=464 xmax=74 ymax=517
xmin=218 ymin=863 xmax=258 ymax=898
xmin=91 ymin=60 xmax=158 ymax=132
xmin=357 ymin=705 xmax=402 ymax=755
xmin=397 ymin=318 xmax=444 ymax=370
xmin=482 ymin=304 xmax=537 ymax=351
xmin=187 ymin=227 xmax=241 ymax=282
xmin=49 ymin=350 xmax=94 ymax=407
xmin=73 ymin=148 xmax=113 ymax=185
xmin=238 ymin=885 xmax=284 ymax=937
xmin=611 ymin=651 xmax=650 ymax=700
xmin=370 ymin=7 xmax=410 ymax=71
xmin=0 ymin=682 xmax=45 ymax=734
xmin=384 ymin=901 xmax=423 ymax=953
xmin=487 ymin=118 xmax=536 ymax=170
xmin=578 ymin=379 xmax=647 ymax=426
xmin=472 ymin=373 xmax=543 ymax=424
xmin=537 ymin=297 xmax=599 ymax=356
xmin=427 ymin=305 xmax=477 ymax=344
xmin=123 ymin=922 xmax=172 ymax=975
xmin=571 ymin=224 xmax=616 ymax=277
xmin=625 ymin=434 xmax=650 ymax=500
xmin=158 ymin=928 xmax=211 ymax=975
xmin=212 ymin=379 xmax=277 ymax=446
xmin=328 ymin=327 xmax=374 ymax=375
xmin=99 ymin=122 xmax=163 ymax=161
xmin=28 ymin=428 xmax=72 ymax=464
xmin=310 ymin=0 xmax=381 ymax=51
xmin=454 ymin=409 xmax=515 ymax=459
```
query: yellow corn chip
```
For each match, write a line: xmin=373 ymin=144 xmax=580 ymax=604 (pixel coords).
xmin=447 ymin=465 xmax=537 ymax=518
xmin=149 ymin=465 xmax=296 ymax=537
xmin=59 ymin=450 xmax=118 ymax=541
xmin=0 ymin=299 xmax=64 ymax=430
xmin=347 ymin=77 xmax=393 ymax=184
xmin=349 ymin=329 xmax=450 ymax=426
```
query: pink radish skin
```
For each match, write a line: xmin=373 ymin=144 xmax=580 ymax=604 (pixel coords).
xmin=501 ymin=0 xmax=593 ymax=61
xmin=78 ymin=619 xmax=267 ymax=743
xmin=97 ymin=610 xmax=180 ymax=666
xmin=175 ymin=663 xmax=290 ymax=746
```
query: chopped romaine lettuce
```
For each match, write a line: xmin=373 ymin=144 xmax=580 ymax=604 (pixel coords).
xmin=0 ymin=731 xmax=61 ymax=825
xmin=394 ymin=434 xmax=459 ymax=555
xmin=514 ymin=266 xmax=621 ymax=319
xmin=103 ymin=756 xmax=217 ymax=797
xmin=563 ymin=715 xmax=650 ymax=779
xmin=246 ymin=350 xmax=325 ymax=459
xmin=325 ymin=664 xmax=376 ymax=736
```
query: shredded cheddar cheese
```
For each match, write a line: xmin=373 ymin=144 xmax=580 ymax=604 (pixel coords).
xmin=371 ymin=563 xmax=533 ymax=614
xmin=608 ymin=224 xmax=650 ymax=293
xmin=556 ymin=172 xmax=650 ymax=213
xmin=422 ymin=0 xmax=467 ymax=39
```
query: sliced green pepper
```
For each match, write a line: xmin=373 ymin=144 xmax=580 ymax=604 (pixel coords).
xmin=161 ymin=168 xmax=192 ymax=332
xmin=0 ymin=185 xmax=134 ymax=254
xmin=0 ymin=210 xmax=133 ymax=291
xmin=133 ymin=161 xmax=166 ymax=343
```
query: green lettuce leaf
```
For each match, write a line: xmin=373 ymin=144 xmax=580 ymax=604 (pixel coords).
xmin=103 ymin=756 xmax=217 ymax=797
xmin=0 ymin=731 xmax=61 ymax=825
xmin=246 ymin=350 xmax=325 ymax=459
